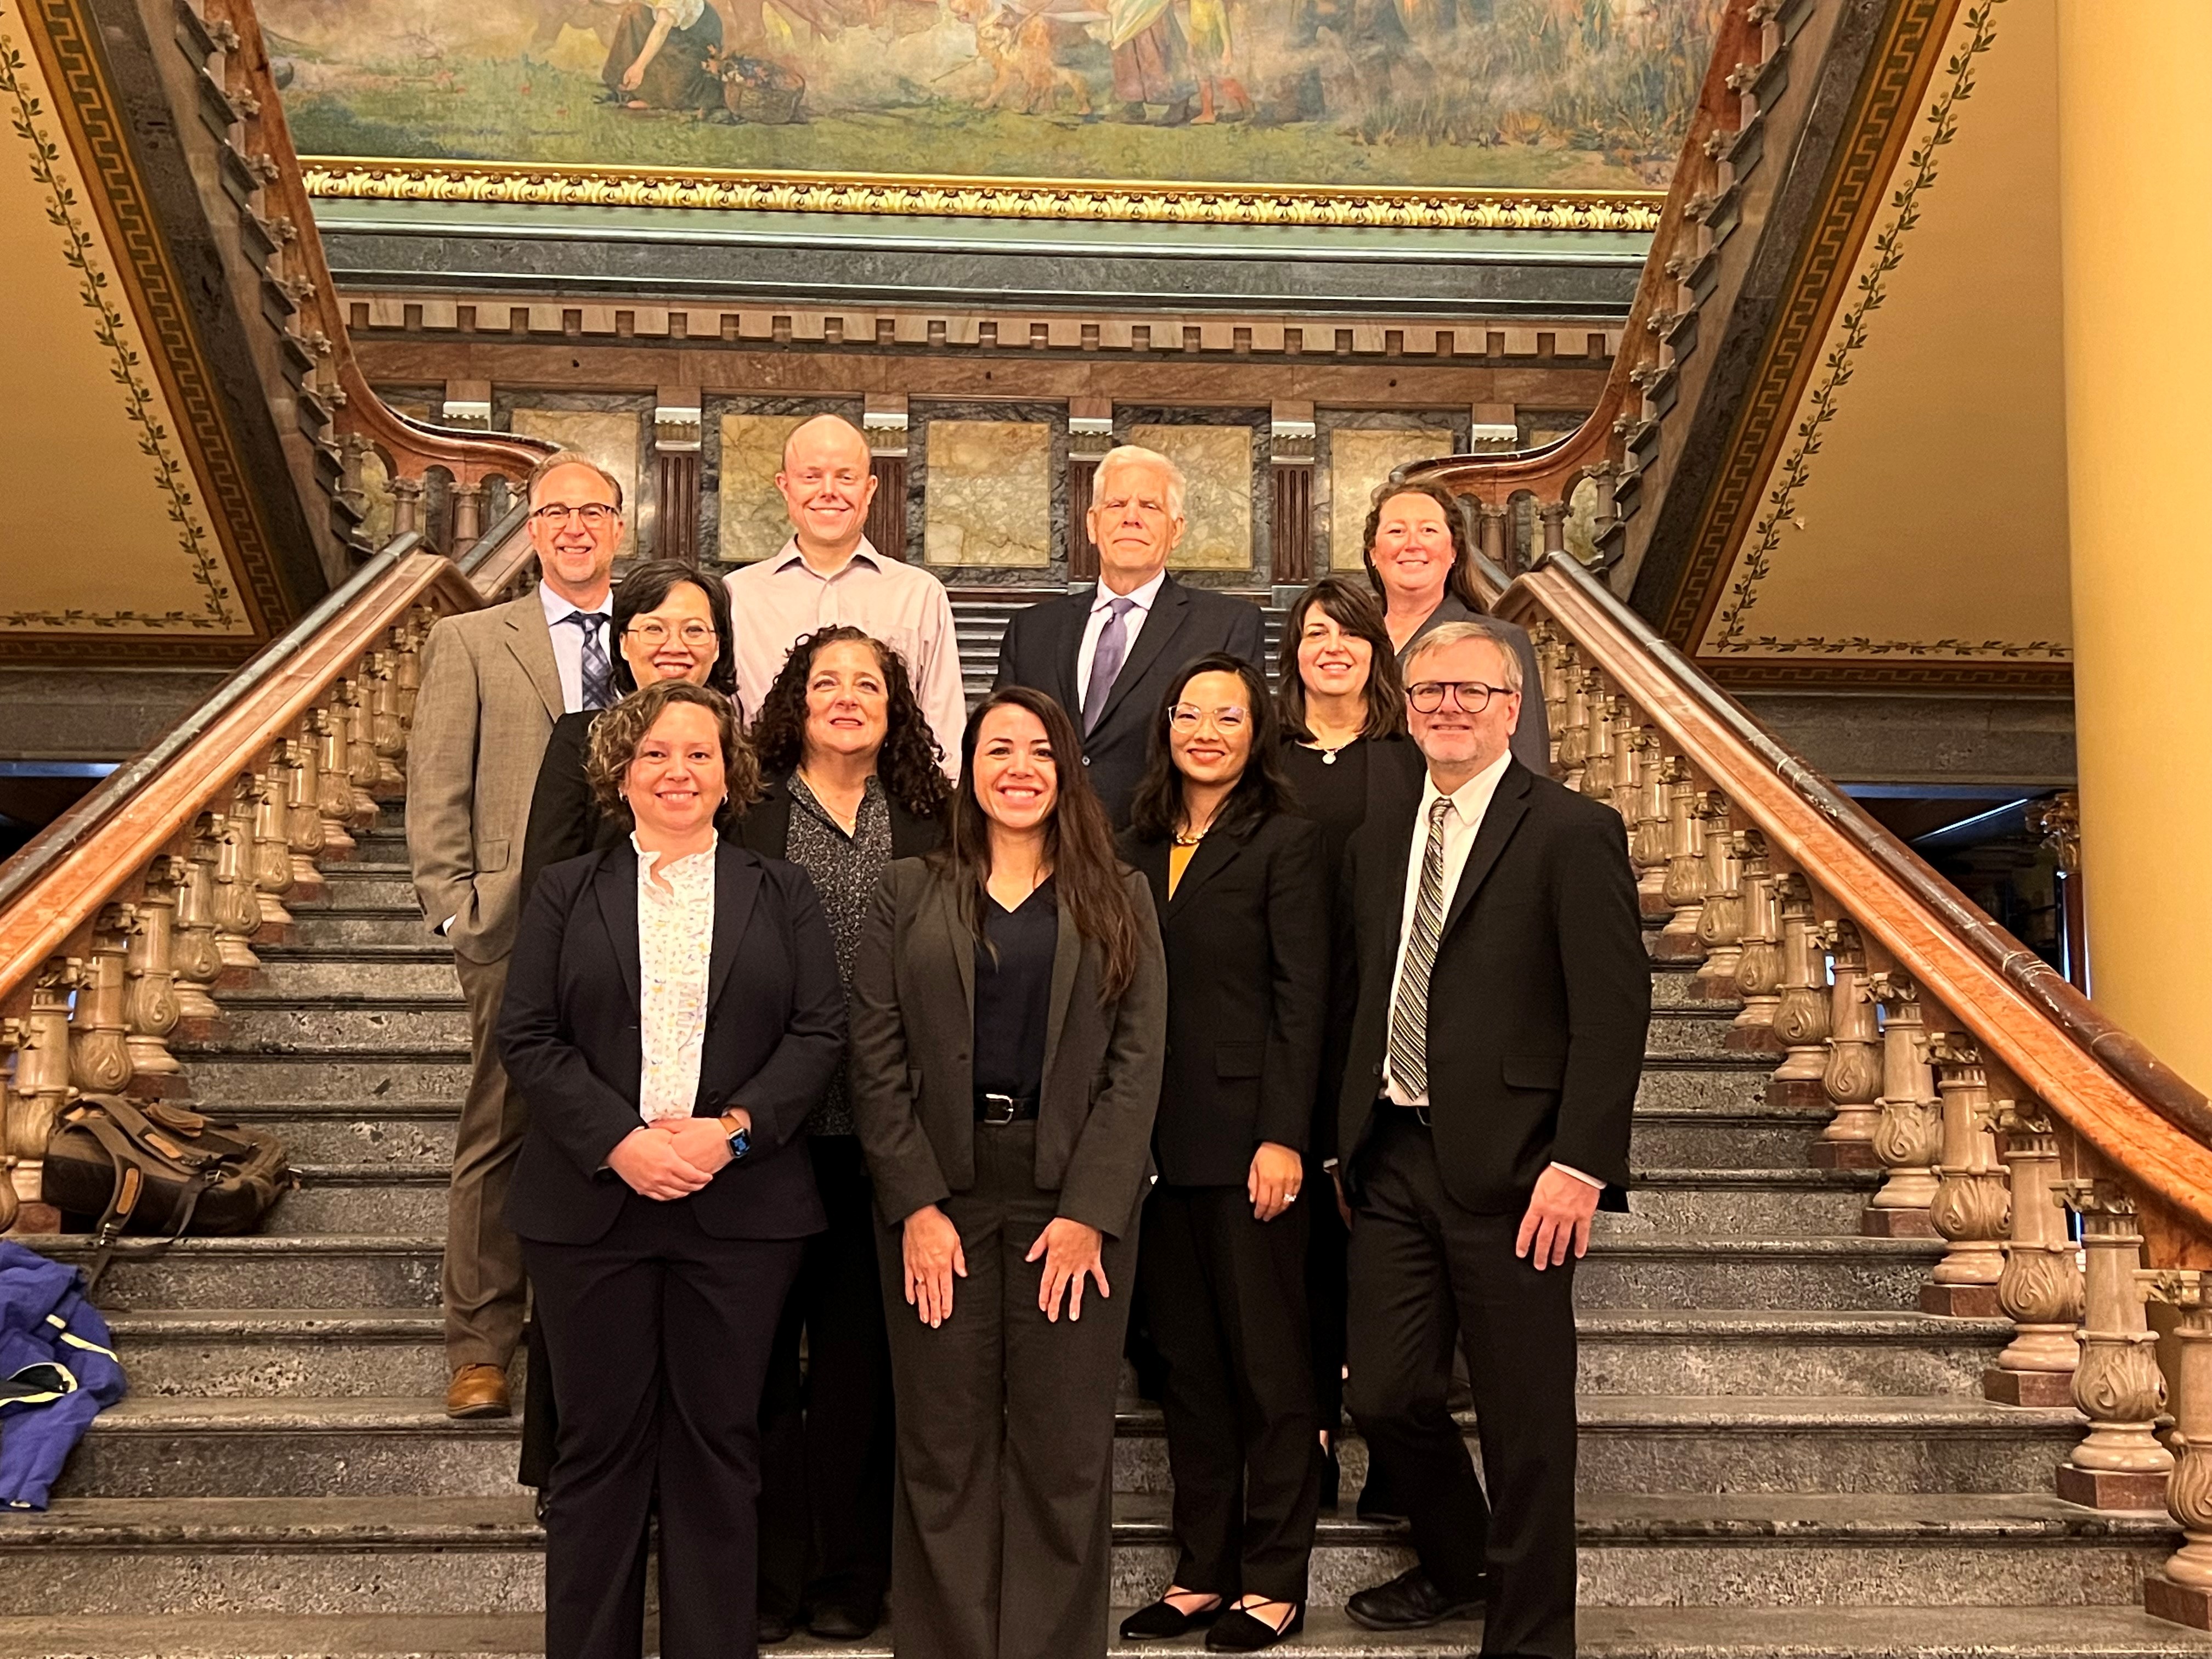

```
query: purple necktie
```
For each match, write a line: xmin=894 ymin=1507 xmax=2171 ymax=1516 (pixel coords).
xmin=1082 ymin=596 xmax=1138 ymax=733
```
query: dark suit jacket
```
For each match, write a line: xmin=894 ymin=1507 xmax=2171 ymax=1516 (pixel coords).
xmin=1397 ymin=595 xmax=1552 ymax=777
xmin=498 ymin=840 xmax=848 ymax=1245
xmin=1333 ymin=759 xmax=1649 ymax=1214
xmin=1118 ymin=812 xmax=1329 ymax=1187
xmin=519 ymin=710 xmax=608 ymax=904
xmin=995 ymin=577 xmax=1268 ymax=827
xmin=849 ymin=858 xmax=1168 ymax=1238
xmin=731 ymin=775 xmax=945 ymax=864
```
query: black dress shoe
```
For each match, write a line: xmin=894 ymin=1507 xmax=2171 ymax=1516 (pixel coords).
xmin=1206 ymin=1604 xmax=1304 ymax=1651
xmin=806 ymin=1604 xmax=879 ymax=1639
xmin=756 ymin=1611 xmax=796 ymax=1645
xmin=1120 ymin=1596 xmax=1224 ymax=1640
xmin=1344 ymin=1565 xmax=1483 ymax=1631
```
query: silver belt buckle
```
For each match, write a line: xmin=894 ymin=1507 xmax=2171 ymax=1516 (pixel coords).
xmin=981 ymin=1092 xmax=1019 ymax=1125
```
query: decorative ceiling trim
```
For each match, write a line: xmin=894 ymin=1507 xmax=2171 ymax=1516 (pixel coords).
xmin=1700 ymin=654 xmax=2072 ymax=693
xmin=5 ymin=0 xmax=285 ymax=646
xmin=300 ymin=157 xmax=1664 ymax=234
xmin=1656 ymin=0 xmax=1960 ymax=650
xmin=1699 ymin=1 xmax=2057 ymax=665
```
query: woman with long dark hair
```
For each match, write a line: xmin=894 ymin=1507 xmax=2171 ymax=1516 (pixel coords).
xmin=1359 ymin=478 xmax=1549 ymax=773
xmin=849 ymin=686 xmax=1166 ymax=1659
xmin=737 ymin=626 xmax=949 ymax=1645
xmin=1117 ymin=654 xmax=1328 ymax=1652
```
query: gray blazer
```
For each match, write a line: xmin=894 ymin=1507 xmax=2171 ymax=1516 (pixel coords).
xmin=849 ymin=858 xmax=1168 ymax=1239
xmin=405 ymin=594 xmax=565 ymax=963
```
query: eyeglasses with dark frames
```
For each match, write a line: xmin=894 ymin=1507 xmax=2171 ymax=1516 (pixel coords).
xmin=530 ymin=503 xmax=620 ymax=529
xmin=1406 ymin=680 xmax=1513 ymax=714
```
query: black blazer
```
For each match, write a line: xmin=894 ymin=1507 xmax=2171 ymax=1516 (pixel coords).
xmin=731 ymin=775 xmax=945 ymax=864
xmin=1118 ymin=812 xmax=1329 ymax=1187
xmin=498 ymin=840 xmax=848 ymax=1245
xmin=995 ymin=578 xmax=1267 ymax=827
xmin=520 ymin=710 xmax=611 ymax=904
xmin=1333 ymin=759 xmax=1649 ymax=1214
xmin=1397 ymin=596 xmax=1552 ymax=778
xmin=849 ymin=859 xmax=1168 ymax=1238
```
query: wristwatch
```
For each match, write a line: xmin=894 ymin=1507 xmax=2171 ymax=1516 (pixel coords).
xmin=718 ymin=1108 xmax=752 ymax=1161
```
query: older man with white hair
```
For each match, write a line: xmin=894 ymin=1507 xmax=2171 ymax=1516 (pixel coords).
xmin=995 ymin=443 xmax=1266 ymax=826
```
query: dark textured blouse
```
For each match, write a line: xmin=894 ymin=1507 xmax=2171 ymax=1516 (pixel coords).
xmin=973 ymin=877 xmax=1059 ymax=1101
xmin=1279 ymin=737 xmax=1374 ymax=880
xmin=781 ymin=771 xmax=894 ymax=1136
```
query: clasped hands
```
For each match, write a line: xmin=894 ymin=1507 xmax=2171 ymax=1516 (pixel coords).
xmin=606 ymin=1111 xmax=749 ymax=1201
xmin=900 ymin=1206 xmax=1109 ymax=1329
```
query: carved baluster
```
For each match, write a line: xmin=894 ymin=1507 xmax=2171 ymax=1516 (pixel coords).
xmin=1767 ymin=874 xmax=1832 ymax=1104
xmin=1690 ymin=805 xmax=1743 ymax=1001
xmin=2140 ymin=1270 xmax=2212 ymax=1624
xmin=4 ymin=960 xmax=80 ymax=1225
xmin=453 ymin=481 xmax=485 ymax=555
xmin=173 ymin=812 xmax=227 ymax=1019
xmin=368 ymin=650 xmax=407 ymax=792
xmin=1532 ymin=625 xmax=1568 ymax=774
xmin=391 ymin=474 xmax=423 ymax=537
xmin=1920 ymin=1032 xmax=2008 ymax=1315
xmin=393 ymin=611 xmax=430 ymax=731
xmin=1726 ymin=831 xmax=1784 ymax=1052
xmin=339 ymin=674 xmax=382 ymax=825
xmin=281 ymin=735 xmax=327 ymax=905
xmin=1607 ymin=709 xmax=1641 ymax=831
xmin=1980 ymin=1100 xmax=2082 ymax=1404
xmin=1579 ymin=682 xmax=1617 ymax=802
xmin=244 ymin=766 xmax=296 ymax=932
xmin=1812 ymin=919 xmax=1881 ymax=1167
xmin=211 ymin=806 xmax=265 ymax=973
xmin=1629 ymin=732 xmax=1673 ymax=921
xmin=1863 ymin=972 xmax=1940 ymax=1235
xmin=123 ymin=858 xmax=186 ymax=1087
xmin=1555 ymin=662 xmax=1591 ymax=791
xmin=2056 ymin=1180 xmax=2170 ymax=1509
xmin=311 ymin=701 xmax=358 ymax=856
xmin=69 ymin=910 xmax=135 ymax=1096
xmin=1654 ymin=759 xmax=1707 ymax=961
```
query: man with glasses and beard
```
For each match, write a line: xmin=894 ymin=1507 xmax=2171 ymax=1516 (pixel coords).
xmin=408 ymin=451 xmax=627 ymax=1421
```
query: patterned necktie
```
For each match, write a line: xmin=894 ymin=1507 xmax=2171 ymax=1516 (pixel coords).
xmin=1387 ymin=796 xmax=1455 ymax=1101
xmin=565 ymin=611 xmax=613 ymax=712
xmin=1082 ymin=596 xmax=1138 ymax=734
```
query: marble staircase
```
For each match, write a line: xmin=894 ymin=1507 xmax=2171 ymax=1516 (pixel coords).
xmin=8 ymin=816 xmax=2212 ymax=1658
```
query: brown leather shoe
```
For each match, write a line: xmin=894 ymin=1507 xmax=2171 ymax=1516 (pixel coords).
xmin=445 ymin=1363 xmax=511 ymax=1419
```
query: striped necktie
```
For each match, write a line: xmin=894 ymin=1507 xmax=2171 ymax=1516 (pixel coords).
xmin=1386 ymin=796 xmax=1454 ymax=1101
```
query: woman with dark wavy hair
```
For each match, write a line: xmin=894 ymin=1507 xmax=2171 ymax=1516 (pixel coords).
xmin=735 ymin=627 xmax=948 ymax=1645
xmin=1359 ymin=478 xmax=1549 ymax=774
xmin=850 ymin=685 xmax=1166 ymax=1659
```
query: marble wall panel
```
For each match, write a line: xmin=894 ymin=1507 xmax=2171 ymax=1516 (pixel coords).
xmin=1131 ymin=422 xmax=1254 ymax=572
xmin=716 ymin=413 xmax=810 ymax=565
xmin=507 ymin=404 xmax=648 ymax=550
xmin=924 ymin=421 xmax=1052 ymax=568
xmin=1319 ymin=420 xmax=1457 ymax=574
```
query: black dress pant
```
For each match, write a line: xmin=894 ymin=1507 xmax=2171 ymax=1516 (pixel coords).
xmin=523 ymin=1191 xmax=804 ymax=1659
xmin=757 ymin=1134 xmax=895 ymax=1622
xmin=1141 ymin=1183 xmax=1321 ymax=1605
xmin=1344 ymin=1113 xmax=1579 ymax=1659
xmin=876 ymin=1120 xmax=1137 ymax=1659
xmin=1303 ymin=1148 xmax=1347 ymax=1436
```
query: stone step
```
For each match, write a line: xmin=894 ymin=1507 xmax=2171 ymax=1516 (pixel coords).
xmin=50 ymin=1394 xmax=2080 ymax=1502
xmin=181 ymin=1056 xmax=470 ymax=1107
xmin=7 ymin=1606 xmax=2212 ymax=1659
xmin=34 ymin=1232 xmax=1946 ymax=1312
xmin=290 ymin=911 xmax=443 ymax=948
xmin=105 ymin=1307 xmax=2008 ymax=1402
xmin=0 ymin=1494 xmax=2175 ymax=1617
xmin=311 ymin=867 xmax=420 ymax=909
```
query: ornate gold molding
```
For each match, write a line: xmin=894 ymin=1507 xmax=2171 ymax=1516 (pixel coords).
xmin=301 ymin=157 xmax=1664 ymax=233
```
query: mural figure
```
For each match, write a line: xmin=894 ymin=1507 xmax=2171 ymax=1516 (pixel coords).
xmin=1107 ymin=0 xmax=1194 ymax=122
xmin=600 ymin=0 xmax=726 ymax=109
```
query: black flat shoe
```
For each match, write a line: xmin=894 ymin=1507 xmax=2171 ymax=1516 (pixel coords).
xmin=807 ymin=1604 xmax=878 ymax=1639
xmin=1344 ymin=1565 xmax=1483 ymax=1631
xmin=756 ymin=1611 xmax=795 ymax=1645
xmin=1120 ymin=1595 xmax=1224 ymax=1640
xmin=1206 ymin=1604 xmax=1304 ymax=1651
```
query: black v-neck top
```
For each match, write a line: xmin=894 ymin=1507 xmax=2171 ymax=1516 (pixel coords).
xmin=974 ymin=877 xmax=1059 ymax=1099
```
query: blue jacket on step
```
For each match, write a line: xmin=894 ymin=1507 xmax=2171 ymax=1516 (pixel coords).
xmin=0 ymin=1240 xmax=126 ymax=1509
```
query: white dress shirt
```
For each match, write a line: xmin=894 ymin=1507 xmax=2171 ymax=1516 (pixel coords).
xmin=1383 ymin=751 xmax=1600 ymax=1189
xmin=1075 ymin=568 xmax=1169 ymax=701
xmin=635 ymin=837 xmax=716 ymax=1124
xmin=724 ymin=538 xmax=966 ymax=771
xmin=537 ymin=582 xmax=612 ymax=716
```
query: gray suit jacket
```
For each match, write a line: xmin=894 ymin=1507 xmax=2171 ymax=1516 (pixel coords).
xmin=406 ymin=594 xmax=566 ymax=963
xmin=849 ymin=858 xmax=1167 ymax=1239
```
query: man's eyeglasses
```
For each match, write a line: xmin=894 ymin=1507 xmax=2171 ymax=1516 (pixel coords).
xmin=1168 ymin=703 xmax=1250 ymax=734
xmin=531 ymin=503 xmax=620 ymax=529
xmin=625 ymin=620 xmax=715 ymax=648
xmin=1407 ymin=680 xmax=1513 ymax=714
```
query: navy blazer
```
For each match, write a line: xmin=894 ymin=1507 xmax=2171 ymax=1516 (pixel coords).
xmin=499 ymin=839 xmax=847 ymax=1245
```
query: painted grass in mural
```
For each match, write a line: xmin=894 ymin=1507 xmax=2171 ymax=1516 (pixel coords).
xmin=269 ymin=0 xmax=1720 ymax=191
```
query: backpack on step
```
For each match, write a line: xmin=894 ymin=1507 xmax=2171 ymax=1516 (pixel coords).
xmin=41 ymin=1094 xmax=294 ymax=1294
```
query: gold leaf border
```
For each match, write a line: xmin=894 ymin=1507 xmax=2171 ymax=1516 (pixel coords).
xmin=301 ymin=156 xmax=1664 ymax=232
xmin=0 ymin=9 xmax=241 ymax=633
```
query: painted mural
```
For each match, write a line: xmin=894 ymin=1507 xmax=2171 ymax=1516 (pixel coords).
xmin=267 ymin=0 xmax=1721 ymax=194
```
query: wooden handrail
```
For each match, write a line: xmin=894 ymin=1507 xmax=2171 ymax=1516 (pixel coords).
xmin=1491 ymin=549 xmax=2212 ymax=1235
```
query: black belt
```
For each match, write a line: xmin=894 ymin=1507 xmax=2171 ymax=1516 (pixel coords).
xmin=1379 ymin=1097 xmax=1433 ymax=1128
xmin=974 ymin=1090 xmax=1039 ymax=1124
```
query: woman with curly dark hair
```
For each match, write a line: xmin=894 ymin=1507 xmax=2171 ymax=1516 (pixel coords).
xmin=736 ymin=626 xmax=949 ymax=1645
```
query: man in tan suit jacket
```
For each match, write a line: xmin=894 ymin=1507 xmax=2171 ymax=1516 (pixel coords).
xmin=407 ymin=453 xmax=625 ymax=1418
